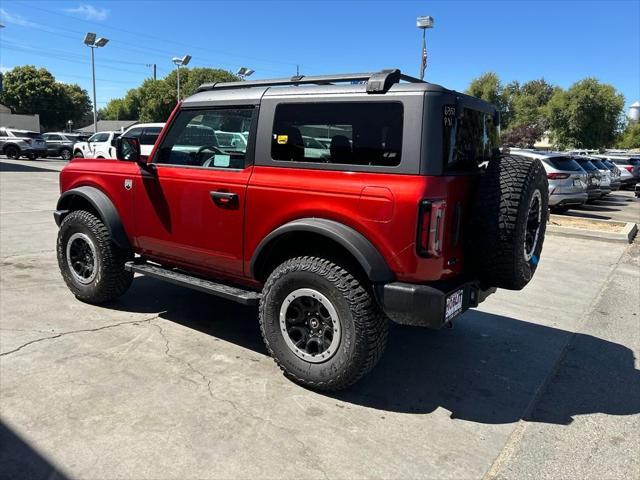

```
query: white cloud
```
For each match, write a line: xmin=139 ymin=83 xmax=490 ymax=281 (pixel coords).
xmin=0 ymin=8 xmax=37 ymax=27
xmin=64 ymin=4 xmax=109 ymax=21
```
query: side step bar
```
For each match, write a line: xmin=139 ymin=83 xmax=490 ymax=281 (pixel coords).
xmin=125 ymin=261 xmax=261 ymax=306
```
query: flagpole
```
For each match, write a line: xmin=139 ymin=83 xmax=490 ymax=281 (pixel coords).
xmin=420 ymin=28 xmax=427 ymax=80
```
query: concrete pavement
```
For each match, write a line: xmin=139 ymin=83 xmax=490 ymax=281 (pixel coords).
xmin=1 ymin=157 xmax=638 ymax=479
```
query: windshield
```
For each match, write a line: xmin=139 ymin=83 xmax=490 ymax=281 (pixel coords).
xmin=443 ymin=106 xmax=499 ymax=171
xmin=545 ymin=156 xmax=583 ymax=171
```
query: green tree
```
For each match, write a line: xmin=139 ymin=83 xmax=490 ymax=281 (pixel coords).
xmin=0 ymin=65 xmax=91 ymax=130
xmin=98 ymin=67 xmax=238 ymax=123
xmin=466 ymin=72 xmax=516 ymax=128
xmin=617 ymin=123 xmax=640 ymax=149
xmin=510 ymin=79 xmax=556 ymax=126
xmin=546 ymin=78 xmax=624 ymax=149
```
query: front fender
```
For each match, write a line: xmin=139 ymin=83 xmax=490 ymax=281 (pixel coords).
xmin=55 ymin=186 xmax=131 ymax=249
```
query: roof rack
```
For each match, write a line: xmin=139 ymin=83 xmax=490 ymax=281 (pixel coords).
xmin=196 ymin=69 xmax=423 ymax=94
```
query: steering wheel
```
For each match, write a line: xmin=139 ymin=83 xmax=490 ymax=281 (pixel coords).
xmin=196 ymin=145 xmax=224 ymax=156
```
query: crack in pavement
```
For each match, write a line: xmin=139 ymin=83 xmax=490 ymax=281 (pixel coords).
xmin=0 ymin=315 xmax=162 ymax=357
xmin=150 ymin=321 xmax=330 ymax=480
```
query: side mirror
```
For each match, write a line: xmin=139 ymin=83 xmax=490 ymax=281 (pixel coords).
xmin=115 ymin=137 xmax=141 ymax=163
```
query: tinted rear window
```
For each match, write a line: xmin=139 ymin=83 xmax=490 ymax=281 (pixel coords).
xmin=545 ymin=156 xmax=583 ymax=171
xmin=12 ymin=131 xmax=42 ymax=139
xmin=271 ymin=102 xmax=403 ymax=167
xmin=590 ymin=160 xmax=608 ymax=169
xmin=575 ymin=159 xmax=597 ymax=171
xmin=442 ymin=106 xmax=498 ymax=171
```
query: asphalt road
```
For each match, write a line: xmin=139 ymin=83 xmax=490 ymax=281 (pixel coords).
xmin=1 ymin=156 xmax=639 ymax=480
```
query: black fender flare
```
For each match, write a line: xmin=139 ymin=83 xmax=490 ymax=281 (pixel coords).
xmin=250 ymin=218 xmax=394 ymax=283
xmin=55 ymin=186 xmax=131 ymax=249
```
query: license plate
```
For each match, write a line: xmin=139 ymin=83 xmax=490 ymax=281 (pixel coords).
xmin=445 ymin=288 xmax=464 ymax=322
xmin=573 ymin=179 xmax=582 ymax=186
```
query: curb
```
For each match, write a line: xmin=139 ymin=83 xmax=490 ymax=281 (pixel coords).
xmin=546 ymin=218 xmax=638 ymax=244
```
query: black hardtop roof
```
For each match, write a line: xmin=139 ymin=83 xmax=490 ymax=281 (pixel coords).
xmin=183 ymin=68 xmax=498 ymax=116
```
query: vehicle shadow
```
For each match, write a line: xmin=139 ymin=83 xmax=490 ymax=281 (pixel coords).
xmin=0 ymin=161 xmax=59 ymax=173
xmin=0 ymin=421 xmax=69 ymax=480
xmin=105 ymin=277 xmax=640 ymax=426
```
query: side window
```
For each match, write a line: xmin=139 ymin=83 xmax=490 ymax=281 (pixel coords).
xmin=0 ymin=128 xmax=6 ymax=137
xmin=123 ymin=128 xmax=143 ymax=139
xmin=88 ymin=133 xmax=108 ymax=143
xmin=156 ymin=108 xmax=254 ymax=169
xmin=140 ymin=127 xmax=162 ymax=146
xmin=48 ymin=134 xmax=63 ymax=140
xmin=271 ymin=102 xmax=403 ymax=167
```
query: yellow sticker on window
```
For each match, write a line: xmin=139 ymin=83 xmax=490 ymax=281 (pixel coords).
xmin=277 ymin=135 xmax=288 ymax=144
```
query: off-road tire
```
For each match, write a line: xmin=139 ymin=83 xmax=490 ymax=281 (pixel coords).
xmin=57 ymin=210 xmax=133 ymax=304
xmin=60 ymin=148 xmax=72 ymax=160
xmin=259 ymin=256 xmax=388 ymax=391
xmin=4 ymin=145 xmax=20 ymax=159
xmin=470 ymin=155 xmax=548 ymax=290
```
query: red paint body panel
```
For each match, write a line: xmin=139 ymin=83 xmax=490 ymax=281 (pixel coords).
xmin=58 ymin=97 xmax=477 ymax=288
xmin=60 ymin=158 xmax=476 ymax=286
xmin=244 ymin=166 xmax=476 ymax=283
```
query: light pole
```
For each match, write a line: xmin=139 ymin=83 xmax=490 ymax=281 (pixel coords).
xmin=416 ymin=16 xmax=434 ymax=80
xmin=84 ymin=32 xmax=109 ymax=133
xmin=236 ymin=67 xmax=255 ymax=81
xmin=172 ymin=55 xmax=192 ymax=101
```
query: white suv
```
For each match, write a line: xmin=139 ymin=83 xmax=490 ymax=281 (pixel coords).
xmin=120 ymin=123 xmax=165 ymax=157
xmin=73 ymin=131 xmax=121 ymax=159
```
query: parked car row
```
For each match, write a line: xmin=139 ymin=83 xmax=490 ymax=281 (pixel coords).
xmin=0 ymin=123 xmax=166 ymax=160
xmin=510 ymin=148 xmax=639 ymax=213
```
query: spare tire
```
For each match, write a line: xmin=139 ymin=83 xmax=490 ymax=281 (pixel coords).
xmin=470 ymin=155 xmax=548 ymax=290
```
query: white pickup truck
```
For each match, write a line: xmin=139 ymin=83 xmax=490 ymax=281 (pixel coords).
xmin=73 ymin=131 xmax=120 ymax=159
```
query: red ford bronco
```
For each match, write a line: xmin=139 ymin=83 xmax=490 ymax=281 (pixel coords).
xmin=54 ymin=69 xmax=548 ymax=390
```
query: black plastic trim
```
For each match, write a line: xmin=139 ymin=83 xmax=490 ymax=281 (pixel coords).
xmin=376 ymin=280 xmax=495 ymax=328
xmin=250 ymin=218 xmax=395 ymax=283
xmin=55 ymin=186 xmax=131 ymax=249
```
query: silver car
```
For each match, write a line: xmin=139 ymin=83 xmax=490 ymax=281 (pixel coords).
xmin=510 ymin=149 xmax=587 ymax=213
xmin=0 ymin=127 xmax=48 ymax=159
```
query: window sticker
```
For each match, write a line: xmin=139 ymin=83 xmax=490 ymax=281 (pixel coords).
xmin=213 ymin=154 xmax=231 ymax=167
xmin=277 ymin=134 xmax=289 ymax=144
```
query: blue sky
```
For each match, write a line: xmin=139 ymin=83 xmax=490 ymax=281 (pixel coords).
xmin=1 ymin=0 xmax=638 ymax=111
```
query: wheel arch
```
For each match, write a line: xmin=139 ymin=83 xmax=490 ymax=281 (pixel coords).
xmin=250 ymin=218 xmax=394 ymax=284
xmin=2 ymin=143 xmax=20 ymax=154
xmin=55 ymin=186 xmax=131 ymax=249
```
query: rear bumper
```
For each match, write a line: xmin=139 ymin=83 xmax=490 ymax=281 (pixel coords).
xmin=587 ymin=188 xmax=602 ymax=200
xmin=376 ymin=279 xmax=496 ymax=329
xmin=549 ymin=192 xmax=587 ymax=207
xmin=24 ymin=147 xmax=48 ymax=155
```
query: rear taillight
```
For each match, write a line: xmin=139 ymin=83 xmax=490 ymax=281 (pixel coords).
xmin=547 ymin=172 xmax=570 ymax=179
xmin=625 ymin=166 xmax=633 ymax=173
xmin=417 ymin=200 xmax=446 ymax=257
xmin=24 ymin=138 xmax=32 ymax=145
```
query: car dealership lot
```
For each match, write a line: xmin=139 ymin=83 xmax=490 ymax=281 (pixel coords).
xmin=1 ymin=157 xmax=638 ymax=479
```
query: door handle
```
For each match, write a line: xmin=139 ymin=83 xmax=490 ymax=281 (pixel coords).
xmin=210 ymin=190 xmax=239 ymax=209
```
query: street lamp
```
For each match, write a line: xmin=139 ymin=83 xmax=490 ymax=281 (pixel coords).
xmin=416 ymin=16 xmax=434 ymax=80
xmin=236 ymin=67 xmax=255 ymax=80
xmin=172 ymin=55 xmax=192 ymax=101
xmin=84 ymin=32 xmax=109 ymax=133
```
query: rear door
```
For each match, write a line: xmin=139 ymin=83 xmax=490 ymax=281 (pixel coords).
xmin=133 ymin=107 xmax=256 ymax=278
